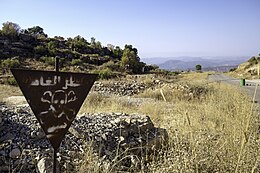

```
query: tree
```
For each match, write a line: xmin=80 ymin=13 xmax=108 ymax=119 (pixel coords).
xmin=47 ymin=41 xmax=58 ymax=55
xmin=113 ymin=46 xmax=123 ymax=59
xmin=1 ymin=21 xmax=20 ymax=38
xmin=95 ymin=41 xmax=102 ymax=49
xmin=67 ymin=35 xmax=89 ymax=52
xmin=24 ymin=26 xmax=47 ymax=37
xmin=120 ymin=45 xmax=145 ymax=73
xmin=91 ymin=37 xmax=96 ymax=46
xmin=196 ymin=64 xmax=202 ymax=71
xmin=120 ymin=48 xmax=136 ymax=69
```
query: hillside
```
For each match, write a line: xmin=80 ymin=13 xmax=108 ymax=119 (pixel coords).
xmin=231 ymin=54 xmax=260 ymax=79
xmin=0 ymin=22 xmax=150 ymax=79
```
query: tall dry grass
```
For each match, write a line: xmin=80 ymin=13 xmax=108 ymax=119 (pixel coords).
xmin=0 ymin=84 xmax=22 ymax=102
xmin=1 ymin=72 xmax=258 ymax=172
xmin=79 ymin=76 xmax=259 ymax=172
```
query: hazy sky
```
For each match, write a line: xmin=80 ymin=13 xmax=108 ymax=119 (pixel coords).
xmin=1 ymin=0 xmax=260 ymax=58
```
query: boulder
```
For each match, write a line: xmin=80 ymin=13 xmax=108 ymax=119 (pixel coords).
xmin=9 ymin=148 xmax=21 ymax=159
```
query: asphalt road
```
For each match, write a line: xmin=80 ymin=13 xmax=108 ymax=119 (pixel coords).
xmin=208 ymin=73 xmax=260 ymax=103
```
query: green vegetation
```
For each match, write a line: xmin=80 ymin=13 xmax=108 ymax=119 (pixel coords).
xmin=93 ymin=68 xmax=116 ymax=79
xmin=0 ymin=21 xmax=148 ymax=75
xmin=1 ymin=21 xmax=20 ymax=38
xmin=195 ymin=64 xmax=202 ymax=71
xmin=0 ymin=58 xmax=20 ymax=69
xmin=120 ymin=44 xmax=145 ymax=73
xmin=39 ymin=56 xmax=55 ymax=65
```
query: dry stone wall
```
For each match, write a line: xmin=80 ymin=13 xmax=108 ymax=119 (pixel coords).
xmin=0 ymin=105 xmax=167 ymax=172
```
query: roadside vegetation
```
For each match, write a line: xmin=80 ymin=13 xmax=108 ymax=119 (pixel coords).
xmin=79 ymin=73 xmax=259 ymax=173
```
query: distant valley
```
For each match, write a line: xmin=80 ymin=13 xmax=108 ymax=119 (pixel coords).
xmin=141 ymin=56 xmax=249 ymax=72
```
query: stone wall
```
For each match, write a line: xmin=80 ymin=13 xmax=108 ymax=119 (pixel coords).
xmin=0 ymin=105 xmax=167 ymax=172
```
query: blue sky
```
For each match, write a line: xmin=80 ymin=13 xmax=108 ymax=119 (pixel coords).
xmin=1 ymin=0 xmax=260 ymax=58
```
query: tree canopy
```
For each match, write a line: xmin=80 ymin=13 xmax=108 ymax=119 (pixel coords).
xmin=1 ymin=21 xmax=20 ymax=38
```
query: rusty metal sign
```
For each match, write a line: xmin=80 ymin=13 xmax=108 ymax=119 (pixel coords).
xmin=11 ymin=69 xmax=97 ymax=150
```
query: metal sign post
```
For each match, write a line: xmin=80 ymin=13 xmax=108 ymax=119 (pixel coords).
xmin=11 ymin=64 xmax=97 ymax=173
xmin=53 ymin=57 xmax=59 ymax=173
xmin=55 ymin=57 xmax=59 ymax=73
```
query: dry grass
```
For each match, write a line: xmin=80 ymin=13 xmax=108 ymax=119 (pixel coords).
xmin=79 ymin=73 xmax=259 ymax=173
xmin=0 ymin=84 xmax=22 ymax=102
xmin=1 ymin=73 xmax=258 ymax=172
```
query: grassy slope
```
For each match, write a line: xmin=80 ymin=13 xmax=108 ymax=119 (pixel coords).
xmin=80 ymin=72 xmax=259 ymax=173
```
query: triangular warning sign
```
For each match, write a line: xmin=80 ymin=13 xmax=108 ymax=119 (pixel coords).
xmin=11 ymin=69 xmax=97 ymax=150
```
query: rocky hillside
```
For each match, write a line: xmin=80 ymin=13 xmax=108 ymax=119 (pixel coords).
xmin=0 ymin=22 xmax=154 ymax=78
xmin=232 ymin=54 xmax=260 ymax=79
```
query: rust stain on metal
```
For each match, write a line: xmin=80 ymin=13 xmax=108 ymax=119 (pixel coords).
xmin=11 ymin=69 xmax=97 ymax=150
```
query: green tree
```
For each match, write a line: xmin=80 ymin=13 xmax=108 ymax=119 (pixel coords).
xmin=120 ymin=45 xmax=144 ymax=73
xmin=47 ymin=41 xmax=58 ymax=55
xmin=24 ymin=26 xmax=47 ymax=37
xmin=1 ymin=21 xmax=20 ymax=38
xmin=95 ymin=41 xmax=102 ymax=49
xmin=90 ymin=37 xmax=96 ymax=46
xmin=34 ymin=45 xmax=48 ymax=55
xmin=120 ymin=48 xmax=135 ymax=69
xmin=196 ymin=64 xmax=202 ymax=71
xmin=1 ymin=58 xmax=20 ymax=68
xmin=113 ymin=46 xmax=123 ymax=59
xmin=66 ymin=35 xmax=89 ymax=52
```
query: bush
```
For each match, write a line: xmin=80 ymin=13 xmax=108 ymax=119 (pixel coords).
xmin=70 ymin=59 xmax=83 ymax=66
xmin=6 ymin=77 xmax=17 ymax=85
xmin=39 ymin=56 xmax=55 ymax=65
xmin=229 ymin=67 xmax=237 ymax=72
xmin=34 ymin=45 xmax=47 ymax=55
xmin=1 ymin=58 xmax=20 ymax=68
xmin=196 ymin=64 xmax=202 ymax=71
xmin=93 ymin=68 xmax=116 ymax=79
xmin=99 ymin=60 xmax=119 ymax=71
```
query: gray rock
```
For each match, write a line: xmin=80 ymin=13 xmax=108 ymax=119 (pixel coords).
xmin=36 ymin=129 xmax=46 ymax=139
xmin=0 ymin=132 xmax=15 ymax=142
xmin=9 ymin=148 xmax=21 ymax=159
xmin=0 ymin=104 xmax=168 ymax=172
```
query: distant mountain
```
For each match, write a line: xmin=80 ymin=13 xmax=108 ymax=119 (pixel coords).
xmin=141 ymin=56 xmax=249 ymax=71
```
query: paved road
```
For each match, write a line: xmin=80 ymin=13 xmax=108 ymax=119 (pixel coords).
xmin=208 ymin=73 xmax=260 ymax=103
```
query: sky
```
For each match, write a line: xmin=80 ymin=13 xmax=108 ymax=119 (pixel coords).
xmin=1 ymin=0 xmax=260 ymax=59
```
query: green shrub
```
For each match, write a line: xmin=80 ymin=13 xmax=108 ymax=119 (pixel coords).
xmin=229 ymin=67 xmax=237 ymax=72
xmin=99 ymin=60 xmax=119 ymax=71
xmin=1 ymin=58 xmax=20 ymax=68
xmin=93 ymin=68 xmax=115 ymax=79
xmin=70 ymin=59 xmax=83 ymax=66
xmin=6 ymin=77 xmax=17 ymax=85
xmin=34 ymin=45 xmax=47 ymax=55
xmin=39 ymin=56 xmax=55 ymax=65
